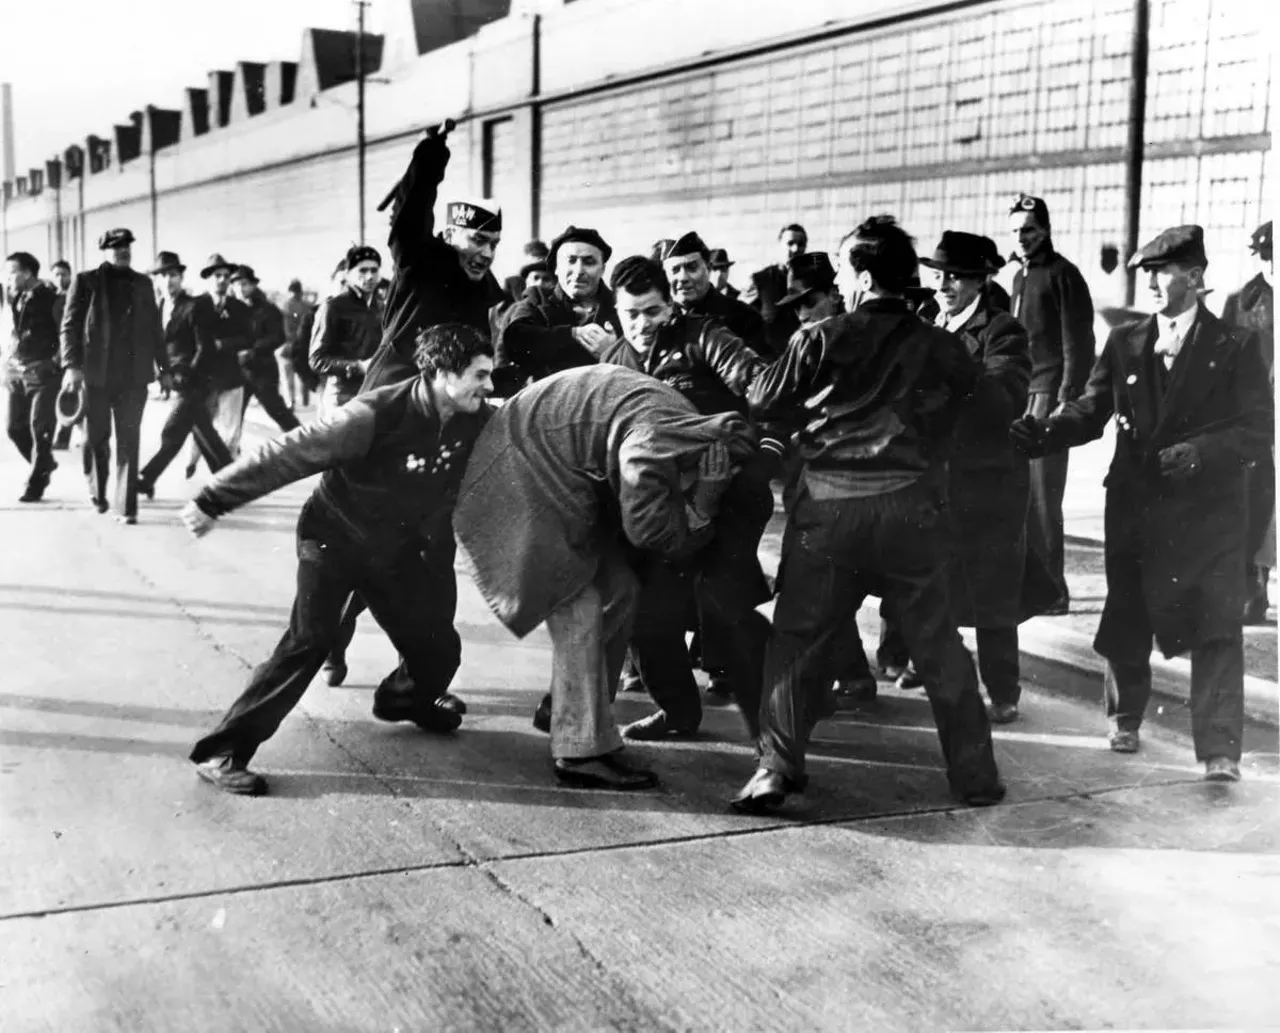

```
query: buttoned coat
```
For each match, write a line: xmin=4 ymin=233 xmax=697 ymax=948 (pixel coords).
xmin=59 ymin=263 xmax=165 ymax=388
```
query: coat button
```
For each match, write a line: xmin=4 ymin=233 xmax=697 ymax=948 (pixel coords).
xmin=1126 ymin=374 xmax=1137 ymax=385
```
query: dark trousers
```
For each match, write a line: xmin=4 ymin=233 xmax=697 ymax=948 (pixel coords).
xmin=631 ymin=562 xmax=703 ymax=730
xmin=138 ymin=390 xmax=234 ymax=488
xmin=191 ymin=521 xmax=460 ymax=765
xmin=1026 ymin=391 xmax=1070 ymax=602
xmin=242 ymin=370 xmax=301 ymax=433
xmin=976 ymin=626 xmax=1020 ymax=705
xmin=6 ymin=374 xmax=59 ymax=491
xmin=82 ymin=382 xmax=148 ymax=517
xmin=758 ymin=480 xmax=999 ymax=795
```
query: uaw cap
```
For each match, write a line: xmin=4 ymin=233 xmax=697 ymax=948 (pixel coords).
xmin=548 ymin=225 xmax=613 ymax=272
xmin=229 ymin=264 xmax=259 ymax=284
xmin=1009 ymin=192 xmax=1050 ymax=226
xmin=1250 ymin=220 xmax=1272 ymax=259
xmin=919 ymin=232 xmax=992 ymax=277
xmin=654 ymin=231 xmax=711 ymax=263
xmin=150 ymin=251 xmax=185 ymax=275
xmin=778 ymin=252 xmax=837 ymax=307
xmin=344 ymin=244 xmax=381 ymax=270
xmin=446 ymin=197 xmax=502 ymax=233
xmin=200 ymin=252 xmax=237 ymax=278
xmin=98 ymin=228 xmax=135 ymax=250
xmin=1128 ymin=225 xmax=1208 ymax=270
xmin=707 ymin=248 xmax=734 ymax=269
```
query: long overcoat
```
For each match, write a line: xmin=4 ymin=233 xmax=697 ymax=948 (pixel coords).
xmin=59 ymin=263 xmax=164 ymax=388
xmin=1050 ymin=306 xmax=1273 ymax=659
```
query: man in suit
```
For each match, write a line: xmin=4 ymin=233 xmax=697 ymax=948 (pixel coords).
xmin=136 ymin=252 xmax=233 ymax=498
xmin=744 ymin=223 xmax=808 ymax=357
xmin=656 ymin=232 xmax=767 ymax=355
xmin=230 ymin=265 xmax=300 ymax=435
xmin=5 ymin=251 xmax=62 ymax=501
xmin=185 ymin=253 xmax=252 ymax=477
xmin=1011 ymin=225 xmax=1273 ymax=781
xmin=708 ymin=248 xmax=740 ymax=300
xmin=59 ymin=228 xmax=168 ymax=524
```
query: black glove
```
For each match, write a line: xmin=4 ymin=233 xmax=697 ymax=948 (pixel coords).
xmin=1009 ymin=416 xmax=1052 ymax=458
xmin=1158 ymin=442 xmax=1201 ymax=481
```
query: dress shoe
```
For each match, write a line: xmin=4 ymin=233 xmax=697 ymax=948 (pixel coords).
xmin=951 ymin=781 xmax=1007 ymax=807
xmin=1204 ymin=757 xmax=1241 ymax=782
xmin=1108 ymin=729 xmax=1140 ymax=753
xmin=195 ymin=755 xmax=267 ymax=796
xmin=371 ymin=695 xmax=462 ymax=734
xmin=114 ymin=514 xmax=137 ymax=526
xmin=730 ymin=767 xmax=789 ymax=814
xmin=321 ymin=660 xmax=347 ymax=687
xmin=623 ymin=711 xmax=698 ymax=741
xmin=988 ymin=702 xmax=1020 ymax=724
xmin=896 ymin=664 xmax=924 ymax=690
xmin=137 ymin=480 xmax=155 ymax=501
xmin=705 ymin=670 xmax=735 ymax=703
xmin=532 ymin=693 xmax=552 ymax=733
xmin=18 ymin=485 xmax=43 ymax=503
xmin=91 ymin=496 xmax=109 ymax=514
xmin=833 ymin=676 xmax=877 ymax=709
xmin=553 ymin=753 xmax=658 ymax=790
xmin=437 ymin=693 xmax=467 ymax=716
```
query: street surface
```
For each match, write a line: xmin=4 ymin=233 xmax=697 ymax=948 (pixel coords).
xmin=2 ymin=398 xmax=1278 ymax=1032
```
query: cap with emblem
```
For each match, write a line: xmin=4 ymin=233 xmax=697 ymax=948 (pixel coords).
xmin=229 ymin=264 xmax=259 ymax=285
xmin=200 ymin=253 xmax=237 ymax=279
xmin=446 ymin=197 xmax=502 ymax=233
xmin=547 ymin=226 xmax=613 ymax=272
xmin=707 ymin=248 xmax=734 ymax=270
xmin=150 ymin=251 xmax=185 ymax=275
xmin=1008 ymin=193 xmax=1050 ymax=228
xmin=1249 ymin=221 xmax=1272 ymax=262
xmin=654 ymin=232 xmax=711 ymax=263
xmin=919 ymin=232 xmax=992 ymax=278
xmin=1128 ymin=225 xmax=1208 ymax=270
xmin=778 ymin=252 xmax=837 ymax=307
xmin=98 ymin=228 xmax=135 ymax=250
xmin=344 ymin=244 xmax=381 ymax=270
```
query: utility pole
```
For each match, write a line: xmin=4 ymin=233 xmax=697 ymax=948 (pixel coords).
xmin=1122 ymin=0 xmax=1150 ymax=306
xmin=355 ymin=0 xmax=369 ymax=244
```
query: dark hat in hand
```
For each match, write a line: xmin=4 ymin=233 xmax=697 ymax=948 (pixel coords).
xmin=778 ymin=252 xmax=836 ymax=307
xmin=1250 ymin=221 xmax=1272 ymax=261
xmin=56 ymin=382 xmax=86 ymax=428
xmin=98 ymin=228 xmax=135 ymax=250
xmin=1128 ymin=225 xmax=1208 ymax=270
xmin=200 ymin=253 xmax=237 ymax=278
xmin=229 ymin=264 xmax=259 ymax=285
xmin=548 ymin=226 xmax=613 ymax=272
xmin=707 ymin=248 xmax=734 ymax=269
xmin=150 ymin=251 xmax=185 ymax=275
xmin=919 ymin=232 xmax=992 ymax=278
xmin=654 ymin=232 xmax=711 ymax=263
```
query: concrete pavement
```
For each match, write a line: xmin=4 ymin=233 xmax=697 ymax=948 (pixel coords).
xmin=2 ymin=400 xmax=1279 ymax=1031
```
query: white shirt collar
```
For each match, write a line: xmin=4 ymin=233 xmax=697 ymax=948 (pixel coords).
xmin=1161 ymin=304 xmax=1197 ymax=341
xmin=938 ymin=293 xmax=982 ymax=333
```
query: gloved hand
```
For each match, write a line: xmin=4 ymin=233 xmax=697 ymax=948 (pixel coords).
xmin=690 ymin=441 xmax=733 ymax=522
xmin=1158 ymin=442 xmax=1201 ymax=481
xmin=1009 ymin=415 xmax=1051 ymax=458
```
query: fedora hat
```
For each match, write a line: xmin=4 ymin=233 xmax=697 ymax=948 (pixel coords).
xmin=707 ymin=248 xmax=734 ymax=269
xmin=918 ymin=232 xmax=991 ymax=278
xmin=55 ymin=382 xmax=86 ymax=429
xmin=229 ymin=264 xmax=259 ymax=285
xmin=150 ymin=251 xmax=185 ymax=275
xmin=778 ymin=252 xmax=836 ymax=307
xmin=200 ymin=252 xmax=237 ymax=279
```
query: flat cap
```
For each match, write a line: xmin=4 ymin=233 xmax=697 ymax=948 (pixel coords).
xmin=519 ymin=260 xmax=550 ymax=282
xmin=1250 ymin=221 xmax=1272 ymax=258
xmin=1128 ymin=224 xmax=1207 ymax=270
xmin=98 ymin=228 xmax=135 ymax=250
xmin=548 ymin=226 xmax=613 ymax=272
xmin=655 ymin=232 xmax=710 ymax=263
xmin=707 ymin=248 xmax=734 ymax=269
xmin=447 ymin=197 xmax=502 ymax=233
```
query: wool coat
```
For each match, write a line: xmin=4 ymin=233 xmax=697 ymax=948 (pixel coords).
xmin=59 ymin=263 xmax=165 ymax=388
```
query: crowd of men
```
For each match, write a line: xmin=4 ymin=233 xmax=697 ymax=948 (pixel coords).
xmin=3 ymin=118 xmax=1273 ymax=810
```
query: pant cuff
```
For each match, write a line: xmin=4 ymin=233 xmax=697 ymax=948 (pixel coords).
xmin=551 ymin=729 xmax=623 ymax=760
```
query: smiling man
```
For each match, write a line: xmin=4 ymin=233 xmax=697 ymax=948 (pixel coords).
xmin=658 ymin=232 xmax=767 ymax=356
xmin=182 ymin=322 xmax=496 ymax=795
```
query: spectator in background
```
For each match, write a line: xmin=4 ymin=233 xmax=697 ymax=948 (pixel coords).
xmin=5 ymin=251 xmax=62 ymax=502
xmin=503 ymin=239 xmax=549 ymax=304
xmin=185 ymin=252 xmax=252 ymax=477
xmin=230 ymin=265 xmax=299 ymax=435
xmin=309 ymin=245 xmax=384 ymax=416
xmin=708 ymin=248 xmax=740 ymax=300
xmin=977 ymin=236 xmax=1012 ymax=312
xmin=1008 ymin=192 xmax=1096 ymax=614
xmin=744 ymin=223 xmax=808 ymax=357
xmin=50 ymin=260 xmax=77 ymax=450
xmin=279 ymin=278 xmax=310 ymax=409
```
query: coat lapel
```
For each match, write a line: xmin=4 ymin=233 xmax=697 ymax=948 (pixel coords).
xmin=956 ymin=302 xmax=992 ymax=356
xmin=1152 ymin=306 xmax=1221 ymax=443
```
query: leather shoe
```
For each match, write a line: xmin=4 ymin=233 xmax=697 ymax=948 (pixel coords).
xmin=1204 ymin=757 xmax=1241 ymax=782
xmin=195 ymin=755 xmax=266 ymax=796
xmin=833 ymin=676 xmax=877 ymax=709
xmin=896 ymin=664 xmax=924 ymax=690
xmin=879 ymin=662 xmax=907 ymax=682
xmin=623 ymin=711 xmax=698 ymax=741
xmin=532 ymin=693 xmax=552 ymax=733
xmin=137 ymin=480 xmax=155 ymax=501
xmin=553 ymin=753 xmax=658 ymax=790
xmin=988 ymin=702 xmax=1020 ymax=724
xmin=371 ymin=695 xmax=462 ymax=734
xmin=705 ymin=671 xmax=734 ymax=702
xmin=437 ymin=693 xmax=467 ymax=716
xmin=321 ymin=660 xmax=347 ymax=687
xmin=730 ymin=767 xmax=789 ymax=814
xmin=1109 ymin=729 xmax=1140 ymax=753
xmin=18 ymin=485 xmax=43 ymax=503
xmin=91 ymin=496 xmax=109 ymax=514
xmin=114 ymin=513 xmax=137 ymax=526
xmin=952 ymin=781 xmax=1007 ymax=807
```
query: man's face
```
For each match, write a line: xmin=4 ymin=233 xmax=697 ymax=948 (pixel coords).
xmin=780 ymin=230 xmax=807 ymax=263
xmin=796 ymin=289 xmax=840 ymax=327
xmin=834 ymin=242 xmax=872 ymax=311
xmin=350 ymin=259 xmax=380 ymax=295
xmin=210 ymin=269 xmax=231 ymax=296
xmin=1144 ymin=262 xmax=1202 ymax=318
xmin=711 ymin=266 xmax=730 ymax=289
xmin=526 ymin=269 xmax=554 ymax=292
xmin=932 ymin=269 xmax=984 ymax=317
xmin=54 ymin=266 xmax=72 ymax=291
xmin=663 ymin=253 xmax=711 ymax=307
xmin=232 ymin=278 xmax=255 ymax=302
xmin=557 ymin=242 xmax=605 ymax=300
xmin=110 ymin=245 xmax=132 ymax=269
xmin=5 ymin=260 xmax=34 ymax=294
xmin=440 ymin=354 xmax=495 ymax=413
xmin=445 ymin=227 xmax=501 ymax=282
xmin=1010 ymin=211 xmax=1049 ymax=261
xmin=155 ymin=270 xmax=183 ymax=298
xmin=616 ymin=286 xmax=674 ymax=352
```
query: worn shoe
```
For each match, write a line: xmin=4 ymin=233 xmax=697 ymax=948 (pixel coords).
xmin=137 ymin=480 xmax=155 ymax=501
xmin=988 ymin=702 xmax=1020 ymax=724
xmin=730 ymin=767 xmax=790 ymax=815
xmin=114 ymin=513 xmax=137 ymax=526
xmin=195 ymin=755 xmax=266 ymax=796
xmin=321 ymin=658 xmax=347 ymax=687
xmin=623 ymin=711 xmax=699 ymax=741
xmin=18 ymin=485 xmax=44 ymax=503
xmin=1204 ymin=757 xmax=1241 ymax=782
xmin=91 ymin=496 xmax=109 ymax=514
xmin=553 ymin=753 xmax=658 ymax=790
xmin=895 ymin=664 xmax=924 ymax=690
xmin=952 ymin=781 xmax=1007 ymax=807
xmin=437 ymin=693 xmax=467 ymax=716
xmin=532 ymin=693 xmax=552 ymax=733
xmin=371 ymin=695 xmax=462 ymax=734
xmin=1109 ymin=729 xmax=1141 ymax=753
xmin=833 ymin=676 xmax=877 ymax=709
xmin=705 ymin=671 xmax=735 ymax=703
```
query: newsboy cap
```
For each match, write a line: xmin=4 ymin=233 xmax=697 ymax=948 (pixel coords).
xmin=1128 ymin=225 xmax=1208 ymax=270
xmin=229 ymin=264 xmax=259 ymax=285
xmin=778 ymin=252 xmax=837 ymax=307
xmin=919 ymin=232 xmax=992 ymax=278
xmin=1250 ymin=221 xmax=1272 ymax=260
xmin=446 ymin=197 xmax=502 ymax=233
xmin=98 ymin=228 xmax=135 ymax=250
xmin=707 ymin=248 xmax=734 ymax=269
xmin=200 ymin=253 xmax=237 ymax=278
xmin=150 ymin=251 xmax=185 ymax=275
xmin=655 ymin=232 xmax=711 ymax=263
xmin=547 ymin=225 xmax=613 ymax=272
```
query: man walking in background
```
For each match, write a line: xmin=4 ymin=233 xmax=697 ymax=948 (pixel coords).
xmin=308 ymin=245 xmax=384 ymax=416
xmin=186 ymin=253 xmax=252 ymax=477
xmin=279 ymin=278 xmax=310 ymax=410
xmin=5 ymin=251 xmax=62 ymax=502
xmin=231 ymin=265 xmax=300 ymax=435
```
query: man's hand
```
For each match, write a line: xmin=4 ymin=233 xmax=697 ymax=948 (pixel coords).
xmin=180 ymin=500 xmax=216 ymax=538
xmin=573 ymin=324 xmax=618 ymax=356
xmin=1159 ymin=442 xmax=1201 ymax=481
xmin=357 ymin=358 xmax=372 ymax=376
xmin=690 ymin=441 xmax=733 ymax=521
xmin=1009 ymin=415 xmax=1051 ymax=458
xmin=61 ymin=368 xmax=84 ymax=392
xmin=158 ymin=371 xmax=173 ymax=400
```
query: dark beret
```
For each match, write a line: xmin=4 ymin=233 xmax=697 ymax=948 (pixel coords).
xmin=345 ymin=244 xmax=382 ymax=270
xmin=1129 ymin=224 xmax=1208 ymax=270
xmin=548 ymin=225 xmax=613 ymax=272
xmin=98 ymin=228 xmax=135 ymax=250
xmin=655 ymin=232 xmax=710 ymax=263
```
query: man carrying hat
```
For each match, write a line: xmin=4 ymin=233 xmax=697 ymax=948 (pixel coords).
xmin=5 ymin=251 xmax=62 ymax=502
xmin=136 ymin=252 xmax=234 ymax=499
xmin=1222 ymin=220 xmax=1274 ymax=624
xmin=708 ymin=248 xmax=740 ymax=301
xmin=1008 ymin=193 xmax=1095 ymax=613
xmin=59 ymin=227 xmax=167 ymax=523
xmin=361 ymin=121 xmax=506 ymax=392
xmin=495 ymin=225 xmax=621 ymax=395
xmin=1011 ymin=225 xmax=1273 ymax=780
xmin=657 ymin=232 xmax=768 ymax=357
xmin=309 ymin=245 xmax=386 ymax=416
xmin=230 ymin=265 xmax=300 ymax=436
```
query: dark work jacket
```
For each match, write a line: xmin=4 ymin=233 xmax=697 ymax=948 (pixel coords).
xmin=679 ymin=286 xmax=768 ymax=359
xmin=8 ymin=280 xmax=61 ymax=377
xmin=292 ymin=303 xmax=321 ymax=392
xmin=1046 ymin=306 xmax=1273 ymax=658
xmin=361 ymin=135 xmax=505 ymax=392
xmin=196 ymin=377 xmax=491 ymax=565
xmin=202 ymin=293 xmax=253 ymax=392
xmin=60 ymin=263 xmax=166 ymax=388
xmin=744 ymin=264 xmax=799 ymax=358
xmin=241 ymin=291 xmax=287 ymax=380
xmin=160 ymin=291 xmax=217 ymax=392
xmin=749 ymin=299 xmax=980 ymax=479
xmin=1010 ymin=246 xmax=1095 ymax=402
xmin=1221 ymin=274 xmax=1273 ymax=379
xmin=310 ymin=287 xmax=384 ymax=386
xmin=496 ymin=283 xmax=621 ymax=394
